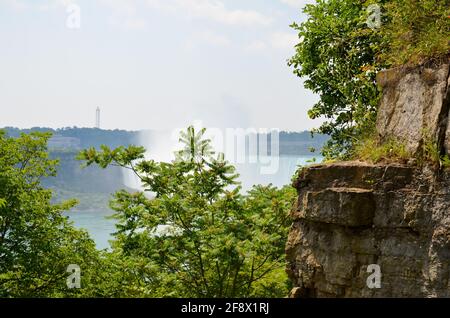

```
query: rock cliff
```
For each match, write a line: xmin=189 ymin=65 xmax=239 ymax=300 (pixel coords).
xmin=286 ymin=59 xmax=450 ymax=298
xmin=376 ymin=59 xmax=450 ymax=155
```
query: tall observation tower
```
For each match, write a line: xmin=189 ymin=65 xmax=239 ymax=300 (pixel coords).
xmin=95 ymin=107 xmax=101 ymax=129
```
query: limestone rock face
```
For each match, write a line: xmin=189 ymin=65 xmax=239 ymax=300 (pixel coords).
xmin=376 ymin=60 xmax=450 ymax=155
xmin=445 ymin=73 xmax=450 ymax=154
xmin=286 ymin=162 xmax=450 ymax=298
xmin=286 ymin=59 xmax=450 ymax=298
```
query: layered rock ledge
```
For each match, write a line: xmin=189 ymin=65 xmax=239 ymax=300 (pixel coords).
xmin=286 ymin=162 xmax=450 ymax=297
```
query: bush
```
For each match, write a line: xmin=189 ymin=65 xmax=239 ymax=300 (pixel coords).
xmin=78 ymin=127 xmax=297 ymax=297
xmin=289 ymin=0 xmax=450 ymax=159
xmin=380 ymin=0 xmax=450 ymax=66
xmin=353 ymin=134 xmax=410 ymax=164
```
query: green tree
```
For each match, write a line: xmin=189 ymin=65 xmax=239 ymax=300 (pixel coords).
xmin=289 ymin=0 xmax=449 ymax=159
xmin=79 ymin=127 xmax=296 ymax=297
xmin=0 ymin=131 xmax=100 ymax=297
xmin=289 ymin=0 xmax=387 ymax=159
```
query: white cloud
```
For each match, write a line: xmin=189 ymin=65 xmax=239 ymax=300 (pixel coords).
xmin=183 ymin=30 xmax=231 ymax=50
xmin=146 ymin=0 xmax=272 ymax=26
xmin=107 ymin=15 xmax=147 ymax=30
xmin=100 ymin=0 xmax=147 ymax=30
xmin=245 ymin=40 xmax=267 ymax=52
xmin=244 ymin=32 xmax=299 ymax=53
xmin=200 ymin=30 xmax=231 ymax=47
xmin=99 ymin=0 xmax=138 ymax=16
xmin=0 ymin=0 xmax=30 ymax=10
xmin=1 ymin=0 xmax=270 ymax=29
xmin=123 ymin=18 xmax=147 ymax=30
xmin=0 ymin=0 xmax=80 ymax=11
xmin=1 ymin=0 xmax=147 ymax=30
xmin=37 ymin=0 xmax=77 ymax=11
xmin=269 ymin=32 xmax=299 ymax=49
xmin=279 ymin=0 xmax=315 ymax=9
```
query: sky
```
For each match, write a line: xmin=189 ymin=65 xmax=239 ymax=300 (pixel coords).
xmin=0 ymin=0 xmax=319 ymax=131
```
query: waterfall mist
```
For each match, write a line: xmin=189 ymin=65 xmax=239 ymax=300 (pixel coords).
xmin=121 ymin=127 xmax=322 ymax=192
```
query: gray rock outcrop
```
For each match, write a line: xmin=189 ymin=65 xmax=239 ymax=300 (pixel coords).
xmin=286 ymin=162 xmax=450 ymax=297
xmin=376 ymin=59 xmax=450 ymax=155
xmin=287 ymin=58 xmax=450 ymax=298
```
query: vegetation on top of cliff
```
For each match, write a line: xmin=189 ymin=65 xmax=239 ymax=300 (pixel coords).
xmin=353 ymin=135 xmax=410 ymax=164
xmin=289 ymin=0 xmax=450 ymax=159
xmin=381 ymin=0 xmax=450 ymax=66
xmin=353 ymin=131 xmax=450 ymax=170
xmin=416 ymin=133 xmax=450 ymax=170
xmin=289 ymin=0 xmax=386 ymax=159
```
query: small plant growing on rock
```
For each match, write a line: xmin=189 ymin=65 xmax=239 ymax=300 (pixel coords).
xmin=417 ymin=130 xmax=450 ymax=170
xmin=354 ymin=129 xmax=450 ymax=171
xmin=291 ymin=165 xmax=309 ymax=188
xmin=418 ymin=137 xmax=441 ymax=168
xmin=353 ymin=134 xmax=410 ymax=164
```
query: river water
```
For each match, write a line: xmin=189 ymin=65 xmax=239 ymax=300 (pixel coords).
xmin=67 ymin=155 xmax=321 ymax=250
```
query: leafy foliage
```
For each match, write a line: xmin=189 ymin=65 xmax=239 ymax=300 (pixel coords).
xmin=0 ymin=131 xmax=100 ymax=297
xmin=353 ymin=130 xmax=450 ymax=170
xmin=0 ymin=128 xmax=296 ymax=298
xmin=289 ymin=0 xmax=449 ymax=159
xmin=380 ymin=0 xmax=450 ymax=66
xmin=289 ymin=0 xmax=387 ymax=159
xmin=79 ymin=126 xmax=296 ymax=297
xmin=353 ymin=134 xmax=410 ymax=164
xmin=416 ymin=132 xmax=450 ymax=170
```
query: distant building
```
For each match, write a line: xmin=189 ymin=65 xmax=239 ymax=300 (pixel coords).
xmin=96 ymin=107 xmax=101 ymax=129
xmin=48 ymin=135 xmax=81 ymax=149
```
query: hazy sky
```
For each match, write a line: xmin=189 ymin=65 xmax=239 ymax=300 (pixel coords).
xmin=0 ymin=0 xmax=319 ymax=131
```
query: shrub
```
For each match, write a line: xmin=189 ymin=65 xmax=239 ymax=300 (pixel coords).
xmin=380 ymin=0 xmax=450 ymax=66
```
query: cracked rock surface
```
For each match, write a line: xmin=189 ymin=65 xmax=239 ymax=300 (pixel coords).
xmin=286 ymin=162 xmax=450 ymax=298
xmin=376 ymin=59 xmax=450 ymax=155
xmin=286 ymin=59 xmax=450 ymax=298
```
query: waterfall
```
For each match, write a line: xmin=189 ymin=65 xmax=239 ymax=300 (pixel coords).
xmin=121 ymin=129 xmax=181 ymax=192
xmin=121 ymin=128 xmax=322 ymax=192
